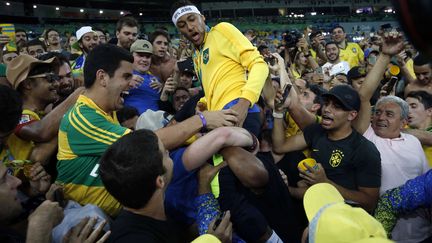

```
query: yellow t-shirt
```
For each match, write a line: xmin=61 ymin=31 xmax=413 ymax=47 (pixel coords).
xmin=193 ymin=22 xmax=268 ymax=110
xmin=3 ymin=109 xmax=41 ymax=161
xmin=339 ymin=42 xmax=364 ymax=68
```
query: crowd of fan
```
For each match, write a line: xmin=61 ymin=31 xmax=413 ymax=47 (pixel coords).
xmin=1 ymin=0 xmax=432 ymax=243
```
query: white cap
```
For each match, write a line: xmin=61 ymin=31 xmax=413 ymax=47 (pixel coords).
xmin=76 ymin=26 xmax=95 ymax=41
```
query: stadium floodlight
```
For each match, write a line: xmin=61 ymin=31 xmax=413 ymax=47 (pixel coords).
xmin=80 ymin=9 xmax=84 ymax=13
xmin=139 ymin=12 xmax=143 ymax=16
xmin=311 ymin=12 xmax=317 ymax=16
xmin=33 ymin=5 xmax=37 ymax=8
xmin=99 ymin=10 xmax=103 ymax=14
xmin=6 ymin=2 xmax=10 ymax=6
xmin=56 ymin=7 xmax=60 ymax=11
xmin=120 ymin=11 xmax=124 ymax=15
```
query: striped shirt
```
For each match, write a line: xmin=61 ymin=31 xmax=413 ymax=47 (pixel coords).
xmin=57 ymin=95 xmax=130 ymax=216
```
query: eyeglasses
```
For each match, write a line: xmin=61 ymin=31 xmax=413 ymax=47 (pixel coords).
xmin=28 ymin=73 xmax=61 ymax=83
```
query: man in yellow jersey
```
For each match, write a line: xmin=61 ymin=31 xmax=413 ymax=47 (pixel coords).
xmin=171 ymin=0 xmax=268 ymax=136
xmin=57 ymin=44 xmax=238 ymax=216
xmin=5 ymin=55 xmax=80 ymax=162
xmin=331 ymin=26 xmax=364 ymax=68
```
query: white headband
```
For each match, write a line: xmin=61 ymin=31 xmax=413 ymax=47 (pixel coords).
xmin=172 ymin=5 xmax=201 ymax=25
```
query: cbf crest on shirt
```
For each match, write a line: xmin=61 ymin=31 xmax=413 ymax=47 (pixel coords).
xmin=203 ymin=48 xmax=210 ymax=64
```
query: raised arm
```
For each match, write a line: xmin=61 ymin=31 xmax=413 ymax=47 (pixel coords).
xmin=353 ymin=32 xmax=404 ymax=134
xmin=182 ymin=127 xmax=254 ymax=171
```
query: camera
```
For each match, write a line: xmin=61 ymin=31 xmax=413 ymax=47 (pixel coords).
xmin=283 ymin=31 xmax=303 ymax=49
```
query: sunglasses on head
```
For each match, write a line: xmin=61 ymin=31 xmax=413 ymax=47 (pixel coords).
xmin=27 ymin=73 xmax=61 ymax=83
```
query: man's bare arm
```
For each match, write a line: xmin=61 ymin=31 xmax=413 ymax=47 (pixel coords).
xmin=220 ymin=147 xmax=269 ymax=189
xmin=18 ymin=87 xmax=84 ymax=142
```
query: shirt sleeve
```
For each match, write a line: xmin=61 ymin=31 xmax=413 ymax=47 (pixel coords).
xmin=67 ymin=105 xmax=130 ymax=156
xmin=374 ymin=170 xmax=432 ymax=236
xmin=216 ymin=23 xmax=268 ymax=106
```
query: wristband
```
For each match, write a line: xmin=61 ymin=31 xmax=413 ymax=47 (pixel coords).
xmin=273 ymin=111 xmax=284 ymax=119
xmin=246 ymin=132 xmax=258 ymax=153
xmin=197 ymin=112 xmax=207 ymax=132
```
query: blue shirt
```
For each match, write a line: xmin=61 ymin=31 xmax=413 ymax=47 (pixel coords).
xmin=124 ymin=71 xmax=160 ymax=114
xmin=164 ymin=147 xmax=198 ymax=225
xmin=375 ymin=169 xmax=432 ymax=236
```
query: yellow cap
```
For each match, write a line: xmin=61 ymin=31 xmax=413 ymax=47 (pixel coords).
xmin=298 ymin=158 xmax=317 ymax=172
xmin=304 ymin=183 xmax=391 ymax=243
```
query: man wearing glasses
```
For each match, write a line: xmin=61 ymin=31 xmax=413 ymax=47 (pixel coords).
xmin=5 ymin=54 xmax=82 ymax=161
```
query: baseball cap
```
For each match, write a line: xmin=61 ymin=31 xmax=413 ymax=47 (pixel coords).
xmin=304 ymin=183 xmax=391 ymax=243
xmin=347 ymin=66 xmax=367 ymax=82
xmin=6 ymin=54 xmax=57 ymax=90
xmin=322 ymin=85 xmax=361 ymax=111
xmin=72 ymin=26 xmax=96 ymax=50
xmin=130 ymin=39 xmax=153 ymax=54
xmin=177 ymin=57 xmax=195 ymax=74
xmin=364 ymin=48 xmax=379 ymax=60
xmin=76 ymin=26 xmax=95 ymax=41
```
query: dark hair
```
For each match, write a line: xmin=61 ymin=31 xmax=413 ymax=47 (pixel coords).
xmin=27 ymin=39 xmax=46 ymax=51
xmin=116 ymin=16 xmax=138 ymax=32
xmin=331 ymin=25 xmax=345 ymax=33
xmin=15 ymin=29 xmax=26 ymax=35
xmin=325 ymin=41 xmax=338 ymax=48
xmin=406 ymin=91 xmax=432 ymax=109
xmin=149 ymin=30 xmax=171 ymax=44
xmin=174 ymin=86 xmax=190 ymax=95
xmin=170 ymin=0 xmax=196 ymax=17
xmin=93 ymin=27 xmax=106 ymax=35
xmin=44 ymin=28 xmax=59 ymax=39
xmin=38 ymin=52 xmax=70 ymax=67
xmin=413 ymin=54 xmax=431 ymax=67
xmin=258 ymin=45 xmax=269 ymax=53
xmin=83 ymin=44 xmax=134 ymax=88
xmin=0 ymin=85 xmax=23 ymax=133
xmin=99 ymin=129 xmax=166 ymax=209
xmin=117 ymin=106 xmax=139 ymax=124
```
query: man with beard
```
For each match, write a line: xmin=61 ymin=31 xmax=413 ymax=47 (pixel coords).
xmin=149 ymin=30 xmax=177 ymax=83
xmin=124 ymin=39 xmax=162 ymax=113
xmin=170 ymin=1 xmax=268 ymax=136
xmin=71 ymin=26 xmax=99 ymax=86
xmin=5 ymin=55 xmax=82 ymax=161
xmin=404 ymin=54 xmax=432 ymax=95
xmin=331 ymin=26 xmax=364 ymax=68
xmin=15 ymin=29 xmax=27 ymax=46
xmin=322 ymin=42 xmax=351 ymax=76
xmin=116 ymin=16 xmax=138 ymax=51
xmin=39 ymin=52 xmax=74 ymax=105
